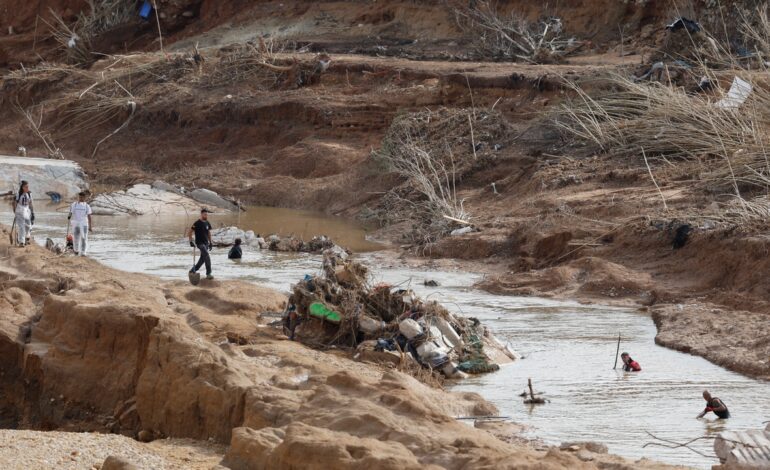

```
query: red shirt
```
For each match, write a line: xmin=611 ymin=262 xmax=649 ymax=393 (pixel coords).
xmin=624 ymin=360 xmax=641 ymax=372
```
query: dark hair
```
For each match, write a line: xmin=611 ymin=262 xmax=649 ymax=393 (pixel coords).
xmin=621 ymin=352 xmax=630 ymax=357
xmin=234 ymin=238 xmax=242 ymax=245
xmin=18 ymin=180 xmax=28 ymax=195
xmin=78 ymin=191 xmax=86 ymax=197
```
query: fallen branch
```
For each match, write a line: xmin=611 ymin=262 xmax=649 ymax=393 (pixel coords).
xmin=642 ymin=431 xmax=714 ymax=458
xmin=91 ymin=100 xmax=136 ymax=159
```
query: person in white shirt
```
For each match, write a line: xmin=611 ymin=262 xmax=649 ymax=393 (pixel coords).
xmin=11 ymin=180 xmax=34 ymax=246
xmin=68 ymin=191 xmax=93 ymax=256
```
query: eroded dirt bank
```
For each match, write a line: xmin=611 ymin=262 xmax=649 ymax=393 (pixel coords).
xmin=0 ymin=226 xmax=685 ymax=469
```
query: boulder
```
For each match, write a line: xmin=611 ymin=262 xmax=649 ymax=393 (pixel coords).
xmin=0 ymin=156 xmax=87 ymax=200
xmin=187 ymin=188 xmax=239 ymax=212
xmin=101 ymin=456 xmax=139 ymax=470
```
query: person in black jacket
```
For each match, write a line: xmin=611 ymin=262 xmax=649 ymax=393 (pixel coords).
xmin=697 ymin=390 xmax=730 ymax=419
xmin=188 ymin=208 xmax=214 ymax=279
xmin=228 ymin=238 xmax=243 ymax=260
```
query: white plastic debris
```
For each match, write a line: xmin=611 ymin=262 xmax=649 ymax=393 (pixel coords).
xmin=450 ymin=226 xmax=474 ymax=236
xmin=715 ymin=77 xmax=752 ymax=109
xmin=67 ymin=34 xmax=79 ymax=48
xmin=398 ymin=319 xmax=423 ymax=339
xmin=358 ymin=316 xmax=386 ymax=335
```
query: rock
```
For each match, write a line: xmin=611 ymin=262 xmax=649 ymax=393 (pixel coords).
xmin=136 ymin=429 xmax=154 ymax=442
xmin=0 ymin=156 xmax=87 ymax=200
xmin=559 ymin=441 xmax=608 ymax=454
xmin=101 ymin=456 xmax=139 ymax=470
xmin=223 ymin=427 xmax=285 ymax=470
xmin=91 ymin=184 xmax=202 ymax=216
xmin=450 ymin=226 xmax=474 ymax=236
xmin=226 ymin=422 xmax=426 ymax=470
xmin=150 ymin=180 xmax=182 ymax=195
xmin=187 ymin=188 xmax=239 ymax=211
xmin=212 ymin=227 xmax=246 ymax=246
xmin=423 ymin=280 xmax=439 ymax=287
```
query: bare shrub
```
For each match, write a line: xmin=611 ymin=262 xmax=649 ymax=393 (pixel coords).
xmin=375 ymin=110 xmax=489 ymax=245
xmin=456 ymin=1 xmax=571 ymax=63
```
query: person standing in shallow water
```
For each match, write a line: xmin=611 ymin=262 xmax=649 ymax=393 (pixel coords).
xmin=697 ymin=390 xmax=730 ymax=419
xmin=188 ymin=208 xmax=214 ymax=279
xmin=68 ymin=191 xmax=93 ymax=256
xmin=620 ymin=352 xmax=641 ymax=372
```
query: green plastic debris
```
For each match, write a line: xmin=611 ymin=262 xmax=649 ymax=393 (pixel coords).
xmin=308 ymin=302 xmax=342 ymax=324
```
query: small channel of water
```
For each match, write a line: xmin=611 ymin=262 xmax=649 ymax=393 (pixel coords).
xmin=5 ymin=208 xmax=769 ymax=469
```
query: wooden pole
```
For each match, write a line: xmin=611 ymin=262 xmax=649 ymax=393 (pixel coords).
xmin=613 ymin=333 xmax=621 ymax=369
xmin=528 ymin=378 xmax=535 ymax=400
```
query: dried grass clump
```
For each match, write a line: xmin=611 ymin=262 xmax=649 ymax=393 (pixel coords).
xmin=555 ymin=6 xmax=770 ymax=223
xmin=555 ymin=69 xmax=770 ymax=193
xmin=456 ymin=1 xmax=573 ymax=63
xmin=205 ymin=40 xmax=290 ymax=88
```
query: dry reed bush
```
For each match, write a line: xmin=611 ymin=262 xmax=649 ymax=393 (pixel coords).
xmin=375 ymin=111 xmax=477 ymax=245
xmin=374 ymin=107 xmax=512 ymax=244
xmin=43 ymin=1 xmax=135 ymax=66
xmin=455 ymin=0 xmax=572 ymax=63
xmin=555 ymin=7 xmax=770 ymax=196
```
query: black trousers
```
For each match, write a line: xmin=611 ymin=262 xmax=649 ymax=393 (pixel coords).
xmin=193 ymin=243 xmax=212 ymax=275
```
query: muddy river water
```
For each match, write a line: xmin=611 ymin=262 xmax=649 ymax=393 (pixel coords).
xmin=6 ymin=207 xmax=770 ymax=469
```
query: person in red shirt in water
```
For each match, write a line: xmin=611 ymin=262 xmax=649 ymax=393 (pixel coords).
xmin=620 ymin=352 xmax=641 ymax=372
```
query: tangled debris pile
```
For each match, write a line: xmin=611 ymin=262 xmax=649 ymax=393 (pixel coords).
xmin=285 ymin=251 xmax=515 ymax=383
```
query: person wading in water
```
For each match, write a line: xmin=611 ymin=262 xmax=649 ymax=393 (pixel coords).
xmin=620 ymin=352 xmax=641 ymax=372
xmin=697 ymin=390 xmax=730 ymax=419
xmin=188 ymin=208 xmax=214 ymax=279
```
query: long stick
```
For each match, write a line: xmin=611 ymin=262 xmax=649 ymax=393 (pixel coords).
xmin=642 ymin=148 xmax=668 ymax=211
xmin=151 ymin=0 xmax=164 ymax=53
xmin=528 ymin=378 xmax=535 ymax=400
xmin=613 ymin=333 xmax=621 ymax=369
xmin=9 ymin=217 xmax=16 ymax=245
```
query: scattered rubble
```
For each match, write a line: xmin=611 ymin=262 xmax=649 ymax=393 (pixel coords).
xmin=286 ymin=251 xmax=515 ymax=383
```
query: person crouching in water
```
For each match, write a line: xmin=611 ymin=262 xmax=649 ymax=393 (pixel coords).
xmin=68 ymin=191 xmax=93 ymax=256
xmin=228 ymin=238 xmax=242 ymax=260
xmin=620 ymin=352 xmax=641 ymax=372
xmin=12 ymin=180 xmax=34 ymax=246
xmin=697 ymin=390 xmax=730 ymax=419
xmin=188 ymin=208 xmax=214 ymax=279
